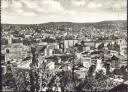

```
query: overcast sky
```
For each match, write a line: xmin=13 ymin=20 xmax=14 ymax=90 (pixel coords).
xmin=1 ymin=0 xmax=127 ymax=24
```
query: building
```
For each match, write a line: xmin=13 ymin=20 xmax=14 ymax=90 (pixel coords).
xmin=80 ymin=56 xmax=91 ymax=69
xmin=83 ymin=41 xmax=95 ymax=49
xmin=75 ymin=67 xmax=88 ymax=79
xmin=5 ymin=48 xmax=11 ymax=63
xmin=118 ymin=54 xmax=127 ymax=67
xmin=7 ymin=35 xmax=13 ymax=45
xmin=46 ymin=61 xmax=55 ymax=70
xmin=95 ymin=58 xmax=103 ymax=72
xmin=83 ymin=45 xmax=91 ymax=51
xmin=44 ymin=45 xmax=54 ymax=56
xmin=4 ymin=47 xmax=25 ymax=61
xmin=110 ymin=55 xmax=120 ymax=69
xmin=25 ymin=34 xmax=31 ymax=38
xmin=37 ymin=42 xmax=47 ymax=45
xmin=2 ymin=66 xmax=6 ymax=75
xmin=60 ymin=63 xmax=72 ymax=71
xmin=110 ymin=50 xmax=119 ymax=56
xmin=64 ymin=39 xmax=78 ymax=48
xmin=74 ymin=43 xmax=83 ymax=52
xmin=17 ymin=60 xmax=31 ymax=70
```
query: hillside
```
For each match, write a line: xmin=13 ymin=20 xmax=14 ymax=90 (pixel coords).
xmin=1 ymin=20 xmax=127 ymax=32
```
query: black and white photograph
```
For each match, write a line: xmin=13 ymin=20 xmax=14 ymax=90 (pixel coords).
xmin=1 ymin=0 xmax=128 ymax=91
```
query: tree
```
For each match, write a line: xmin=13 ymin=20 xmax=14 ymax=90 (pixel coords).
xmin=29 ymin=47 xmax=40 ymax=92
xmin=120 ymin=65 xmax=128 ymax=80
xmin=23 ymin=39 xmax=31 ymax=45
xmin=59 ymin=70 xmax=78 ymax=91
xmin=3 ymin=73 xmax=17 ymax=90
xmin=95 ymin=70 xmax=106 ymax=81
xmin=29 ymin=69 xmax=35 ymax=92
xmin=107 ymin=43 xmax=112 ymax=50
xmin=98 ymin=43 xmax=104 ymax=50
xmin=81 ymin=40 xmax=84 ymax=46
xmin=111 ymin=34 xmax=118 ymax=40
xmin=1 ymin=38 xmax=8 ymax=45
xmin=12 ymin=30 xmax=19 ymax=35
xmin=87 ymin=65 xmax=96 ymax=77
xmin=113 ymin=42 xmax=120 ymax=51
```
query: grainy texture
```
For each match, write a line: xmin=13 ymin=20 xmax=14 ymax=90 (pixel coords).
xmin=1 ymin=0 xmax=127 ymax=92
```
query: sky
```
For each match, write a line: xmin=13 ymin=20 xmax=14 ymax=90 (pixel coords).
xmin=1 ymin=0 xmax=127 ymax=24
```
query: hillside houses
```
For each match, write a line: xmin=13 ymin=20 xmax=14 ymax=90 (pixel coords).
xmin=1 ymin=21 xmax=127 ymax=92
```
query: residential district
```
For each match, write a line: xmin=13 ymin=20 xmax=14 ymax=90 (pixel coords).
xmin=1 ymin=21 xmax=128 ymax=92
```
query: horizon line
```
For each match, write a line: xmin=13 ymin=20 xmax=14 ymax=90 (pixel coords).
xmin=1 ymin=20 xmax=127 ymax=25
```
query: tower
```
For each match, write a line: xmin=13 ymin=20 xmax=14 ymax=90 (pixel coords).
xmin=7 ymin=35 xmax=12 ymax=45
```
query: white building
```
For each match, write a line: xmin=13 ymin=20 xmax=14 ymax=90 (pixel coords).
xmin=7 ymin=35 xmax=13 ymax=45
xmin=25 ymin=34 xmax=31 ymax=38
xmin=83 ymin=45 xmax=90 ymax=51
xmin=44 ymin=45 xmax=54 ymax=56
xmin=81 ymin=56 xmax=91 ymax=69
xmin=95 ymin=58 xmax=103 ymax=72
xmin=64 ymin=39 xmax=78 ymax=48
xmin=46 ymin=61 xmax=55 ymax=70
xmin=2 ymin=66 xmax=6 ymax=75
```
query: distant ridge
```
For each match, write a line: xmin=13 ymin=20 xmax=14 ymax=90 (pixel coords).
xmin=1 ymin=20 xmax=127 ymax=25
xmin=1 ymin=20 xmax=127 ymax=31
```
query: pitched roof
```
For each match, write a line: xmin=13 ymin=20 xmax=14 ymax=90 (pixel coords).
xmin=111 ymin=55 xmax=119 ymax=60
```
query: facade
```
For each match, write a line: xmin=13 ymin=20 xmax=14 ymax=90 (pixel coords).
xmin=7 ymin=35 xmax=13 ymax=45
xmin=83 ymin=45 xmax=91 ymax=51
xmin=95 ymin=58 xmax=103 ymax=72
xmin=64 ymin=39 xmax=79 ymax=48
xmin=81 ymin=56 xmax=91 ymax=69
xmin=46 ymin=61 xmax=55 ymax=70
xmin=111 ymin=55 xmax=120 ymax=68
xmin=44 ymin=46 xmax=54 ymax=56
xmin=83 ymin=41 xmax=95 ymax=49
